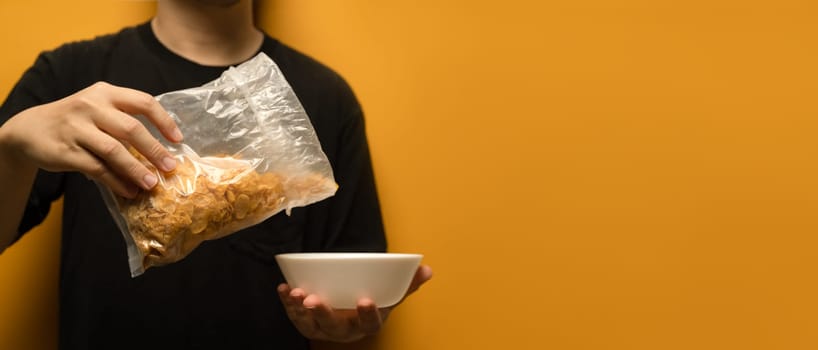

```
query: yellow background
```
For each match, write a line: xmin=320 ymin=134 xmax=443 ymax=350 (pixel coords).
xmin=1 ymin=1 xmax=817 ymax=349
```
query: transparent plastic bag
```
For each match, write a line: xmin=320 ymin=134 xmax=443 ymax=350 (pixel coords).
xmin=99 ymin=53 xmax=337 ymax=277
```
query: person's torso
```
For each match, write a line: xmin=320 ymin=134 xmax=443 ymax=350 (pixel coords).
xmin=49 ymin=23 xmax=349 ymax=350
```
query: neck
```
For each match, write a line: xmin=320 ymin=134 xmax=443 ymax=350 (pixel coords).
xmin=152 ymin=0 xmax=263 ymax=66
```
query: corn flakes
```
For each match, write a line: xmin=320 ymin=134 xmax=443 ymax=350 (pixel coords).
xmin=113 ymin=151 xmax=334 ymax=272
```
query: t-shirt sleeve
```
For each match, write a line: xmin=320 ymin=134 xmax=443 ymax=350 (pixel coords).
xmin=0 ymin=53 xmax=67 ymax=241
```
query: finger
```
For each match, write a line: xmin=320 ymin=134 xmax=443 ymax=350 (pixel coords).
xmin=93 ymin=109 xmax=177 ymax=172
xmin=100 ymin=83 xmax=183 ymax=143
xmin=302 ymin=293 xmax=325 ymax=309
xmin=278 ymin=285 xmax=315 ymax=335
xmin=276 ymin=283 xmax=319 ymax=338
xmin=357 ymin=298 xmax=383 ymax=335
xmin=277 ymin=284 xmax=292 ymax=304
xmin=304 ymin=294 xmax=349 ymax=336
xmin=69 ymin=151 xmax=139 ymax=198
xmin=75 ymin=128 xmax=158 ymax=190
xmin=406 ymin=264 xmax=434 ymax=295
xmin=278 ymin=284 xmax=301 ymax=315
xmin=289 ymin=288 xmax=309 ymax=317
xmin=277 ymin=284 xmax=295 ymax=309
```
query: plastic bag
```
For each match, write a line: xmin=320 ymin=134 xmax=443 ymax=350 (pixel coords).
xmin=99 ymin=53 xmax=338 ymax=277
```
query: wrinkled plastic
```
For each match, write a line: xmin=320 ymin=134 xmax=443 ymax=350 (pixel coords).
xmin=99 ymin=53 xmax=337 ymax=277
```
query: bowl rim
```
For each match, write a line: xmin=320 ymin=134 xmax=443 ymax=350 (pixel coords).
xmin=275 ymin=252 xmax=423 ymax=260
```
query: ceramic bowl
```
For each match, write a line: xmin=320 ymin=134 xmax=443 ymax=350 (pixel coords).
xmin=275 ymin=252 xmax=422 ymax=309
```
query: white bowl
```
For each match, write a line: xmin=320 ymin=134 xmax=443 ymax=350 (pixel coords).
xmin=275 ymin=252 xmax=422 ymax=309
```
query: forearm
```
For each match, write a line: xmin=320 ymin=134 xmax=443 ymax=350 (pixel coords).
xmin=0 ymin=125 xmax=37 ymax=252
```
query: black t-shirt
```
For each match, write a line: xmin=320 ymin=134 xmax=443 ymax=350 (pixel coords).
xmin=0 ymin=22 xmax=386 ymax=350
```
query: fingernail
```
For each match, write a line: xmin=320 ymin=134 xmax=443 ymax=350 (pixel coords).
xmin=172 ymin=128 xmax=183 ymax=142
xmin=143 ymin=173 xmax=158 ymax=188
xmin=161 ymin=157 xmax=177 ymax=171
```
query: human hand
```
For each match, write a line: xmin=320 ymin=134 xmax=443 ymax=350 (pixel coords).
xmin=277 ymin=264 xmax=433 ymax=343
xmin=0 ymin=82 xmax=182 ymax=197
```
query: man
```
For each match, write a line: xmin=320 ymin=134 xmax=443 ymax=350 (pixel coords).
xmin=0 ymin=0 xmax=431 ymax=348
